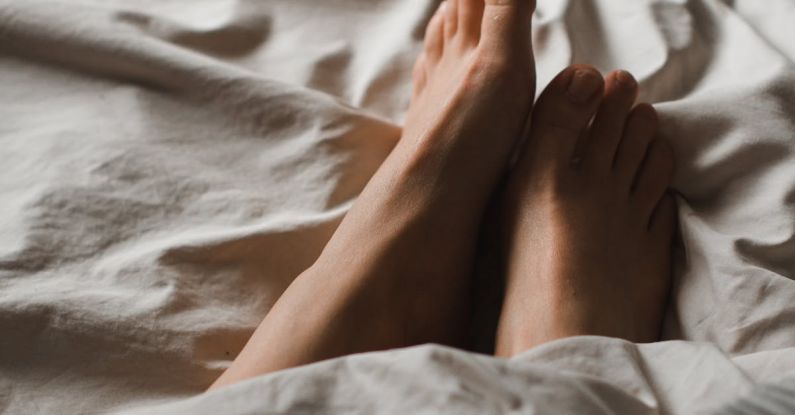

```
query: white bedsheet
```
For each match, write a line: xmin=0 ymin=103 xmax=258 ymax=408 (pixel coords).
xmin=1 ymin=0 xmax=794 ymax=414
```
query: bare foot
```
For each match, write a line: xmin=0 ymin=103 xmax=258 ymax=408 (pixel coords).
xmin=495 ymin=67 xmax=677 ymax=357
xmin=211 ymin=0 xmax=535 ymax=388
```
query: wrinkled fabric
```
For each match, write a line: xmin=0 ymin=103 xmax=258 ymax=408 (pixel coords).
xmin=717 ymin=376 xmax=795 ymax=415
xmin=0 ymin=0 xmax=794 ymax=414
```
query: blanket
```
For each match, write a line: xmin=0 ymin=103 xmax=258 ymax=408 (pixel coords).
xmin=1 ymin=0 xmax=794 ymax=413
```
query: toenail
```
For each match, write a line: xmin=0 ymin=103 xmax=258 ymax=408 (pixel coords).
xmin=615 ymin=70 xmax=637 ymax=89
xmin=567 ymin=69 xmax=602 ymax=103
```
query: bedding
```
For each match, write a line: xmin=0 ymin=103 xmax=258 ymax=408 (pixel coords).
xmin=1 ymin=0 xmax=795 ymax=413
xmin=719 ymin=377 xmax=795 ymax=415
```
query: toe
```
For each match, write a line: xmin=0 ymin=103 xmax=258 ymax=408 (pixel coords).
xmin=411 ymin=54 xmax=428 ymax=101
xmin=582 ymin=70 xmax=638 ymax=173
xmin=614 ymin=104 xmax=657 ymax=190
xmin=525 ymin=65 xmax=604 ymax=169
xmin=651 ymin=193 xmax=677 ymax=239
xmin=480 ymin=0 xmax=534 ymax=50
xmin=458 ymin=0 xmax=485 ymax=45
xmin=632 ymin=140 xmax=674 ymax=221
xmin=424 ymin=5 xmax=446 ymax=62
xmin=444 ymin=0 xmax=460 ymax=39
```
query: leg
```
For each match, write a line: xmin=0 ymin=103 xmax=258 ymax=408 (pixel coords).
xmin=495 ymin=67 xmax=676 ymax=356
xmin=211 ymin=0 xmax=536 ymax=389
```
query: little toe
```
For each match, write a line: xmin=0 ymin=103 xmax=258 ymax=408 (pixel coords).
xmin=583 ymin=70 xmax=638 ymax=173
xmin=650 ymin=193 xmax=677 ymax=238
xmin=411 ymin=54 xmax=428 ymax=100
xmin=526 ymin=65 xmax=604 ymax=169
xmin=633 ymin=140 xmax=674 ymax=220
xmin=444 ymin=0 xmax=460 ymax=39
xmin=458 ymin=0 xmax=485 ymax=45
xmin=614 ymin=104 xmax=657 ymax=189
xmin=480 ymin=0 xmax=534 ymax=50
xmin=424 ymin=5 xmax=446 ymax=62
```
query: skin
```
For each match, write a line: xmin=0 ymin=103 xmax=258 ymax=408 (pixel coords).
xmin=494 ymin=67 xmax=677 ymax=356
xmin=210 ymin=0 xmax=537 ymax=389
xmin=208 ymin=0 xmax=677 ymax=389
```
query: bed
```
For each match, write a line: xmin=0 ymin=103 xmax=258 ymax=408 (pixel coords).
xmin=1 ymin=0 xmax=795 ymax=413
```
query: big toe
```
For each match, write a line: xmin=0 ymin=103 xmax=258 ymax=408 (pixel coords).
xmin=480 ymin=0 xmax=534 ymax=49
xmin=522 ymin=65 xmax=604 ymax=170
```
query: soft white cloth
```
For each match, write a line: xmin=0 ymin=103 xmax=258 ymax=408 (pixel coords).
xmin=1 ymin=0 xmax=794 ymax=414
xmin=719 ymin=377 xmax=795 ymax=415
